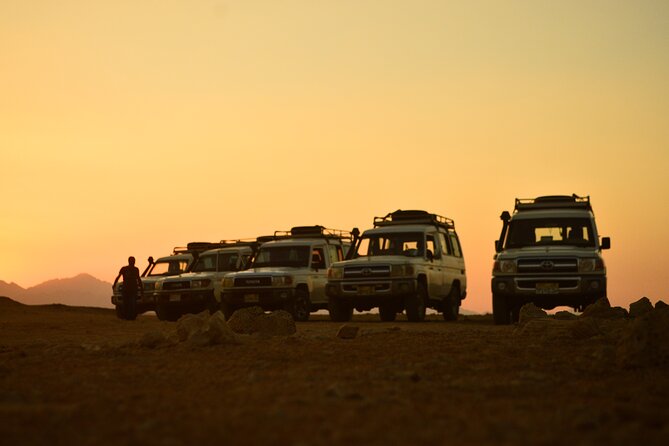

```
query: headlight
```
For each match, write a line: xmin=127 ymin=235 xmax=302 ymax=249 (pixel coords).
xmin=390 ymin=264 xmax=414 ymax=277
xmin=272 ymin=276 xmax=293 ymax=286
xmin=222 ymin=277 xmax=234 ymax=288
xmin=579 ymin=258 xmax=603 ymax=272
xmin=328 ymin=267 xmax=343 ymax=279
xmin=494 ymin=260 xmax=516 ymax=273
xmin=155 ymin=281 xmax=163 ymax=291
xmin=191 ymin=279 xmax=211 ymax=288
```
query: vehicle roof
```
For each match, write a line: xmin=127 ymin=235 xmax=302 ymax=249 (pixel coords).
xmin=362 ymin=224 xmax=449 ymax=235
xmin=261 ymin=238 xmax=340 ymax=247
xmin=155 ymin=253 xmax=193 ymax=262
xmin=511 ymin=209 xmax=594 ymax=220
xmin=199 ymin=246 xmax=254 ymax=255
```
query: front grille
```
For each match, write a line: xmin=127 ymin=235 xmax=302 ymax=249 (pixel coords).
xmin=517 ymin=258 xmax=578 ymax=273
xmin=344 ymin=265 xmax=391 ymax=279
xmin=234 ymin=277 xmax=272 ymax=287
xmin=163 ymin=281 xmax=190 ymax=291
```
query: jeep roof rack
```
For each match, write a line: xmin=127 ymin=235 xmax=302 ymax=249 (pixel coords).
xmin=373 ymin=210 xmax=455 ymax=230
xmin=514 ymin=195 xmax=592 ymax=212
xmin=272 ymin=225 xmax=355 ymax=241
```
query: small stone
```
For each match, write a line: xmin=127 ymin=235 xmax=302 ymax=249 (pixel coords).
xmin=629 ymin=297 xmax=654 ymax=318
xmin=139 ymin=331 xmax=168 ymax=349
xmin=337 ymin=325 xmax=359 ymax=339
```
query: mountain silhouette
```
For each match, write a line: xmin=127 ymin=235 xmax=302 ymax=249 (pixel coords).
xmin=0 ymin=274 xmax=113 ymax=308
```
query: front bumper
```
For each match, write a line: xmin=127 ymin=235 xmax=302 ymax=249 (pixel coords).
xmin=222 ymin=287 xmax=296 ymax=310
xmin=326 ymin=279 xmax=416 ymax=309
xmin=491 ymin=274 xmax=607 ymax=307
xmin=111 ymin=293 xmax=156 ymax=311
xmin=155 ymin=289 xmax=214 ymax=308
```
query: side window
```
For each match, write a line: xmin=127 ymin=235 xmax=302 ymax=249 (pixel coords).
xmin=311 ymin=247 xmax=326 ymax=269
xmin=426 ymin=235 xmax=436 ymax=259
xmin=438 ymin=233 xmax=452 ymax=256
xmin=449 ymin=233 xmax=462 ymax=258
xmin=327 ymin=244 xmax=342 ymax=265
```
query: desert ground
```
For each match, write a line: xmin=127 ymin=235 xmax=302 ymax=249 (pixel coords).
xmin=1 ymin=296 xmax=668 ymax=446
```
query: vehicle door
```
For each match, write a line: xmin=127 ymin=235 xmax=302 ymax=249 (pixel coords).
xmin=426 ymin=232 xmax=445 ymax=298
xmin=445 ymin=232 xmax=466 ymax=295
xmin=309 ymin=245 xmax=328 ymax=304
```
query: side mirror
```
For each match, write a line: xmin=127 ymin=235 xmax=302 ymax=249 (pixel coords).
xmin=601 ymin=237 xmax=611 ymax=250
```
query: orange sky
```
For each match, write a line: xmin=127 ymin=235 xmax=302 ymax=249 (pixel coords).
xmin=1 ymin=1 xmax=668 ymax=313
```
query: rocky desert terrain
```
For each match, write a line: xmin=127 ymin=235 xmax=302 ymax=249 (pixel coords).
xmin=1 ymin=296 xmax=668 ymax=446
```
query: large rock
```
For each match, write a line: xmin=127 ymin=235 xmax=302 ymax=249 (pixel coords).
xmin=617 ymin=307 xmax=669 ymax=368
xmin=580 ymin=297 xmax=627 ymax=319
xmin=629 ymin=297 xmax=653 ymax=318
xmin=176 ymin=311 xmax=209 ymax=342
xmin=255 ymin=310 xmax=297 ymax=336
xmin=227 ymin=306 xmax=296 ymax=336
xmin=336 ymin=325 xmax=360 ymax=339
xmin=655 ymin=300 xmax=668 ymax=310
xmin=554 ymin=310 xmax=578 ymax=321
xmin=176 ymin=311 xmax=238 ymax=346
xmin=518 ymin=303 xmax=548 ymax=324
xmin=228 ymin=306 xmax=265 ymax=334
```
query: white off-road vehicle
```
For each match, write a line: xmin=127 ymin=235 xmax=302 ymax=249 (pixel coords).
xmin=154 ymin=241 xmax=256 ymax=321
xmin=111 ymin=246 xmax=200 ymax=320
xmin=492 ymin=195 xmax=611 ymax=324
xmin=220 ymin=226 xmax=355 ymax=321
xmin=326 ymin=210 xmax=467 ymax=322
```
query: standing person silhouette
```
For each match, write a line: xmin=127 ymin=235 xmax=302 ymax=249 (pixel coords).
xmin=112 ymin=256 xmax=143 ymax=320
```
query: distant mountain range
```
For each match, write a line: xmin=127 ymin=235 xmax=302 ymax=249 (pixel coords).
xmin=0 ymin=274 xmax=113 ymax=308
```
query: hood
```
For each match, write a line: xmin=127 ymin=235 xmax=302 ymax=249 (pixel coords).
xmin=497 ymin=246 xmax=601 ymax=260
xmin=161 ymin=271 xmax=215 ymax=282
xmin=332 ymin=255 xmax=420 ymax=268
xmin=230 ymin=267 xmax=298 ymax=277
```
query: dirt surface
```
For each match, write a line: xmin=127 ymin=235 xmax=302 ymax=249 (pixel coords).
xmin=1 ymin=297 xmax=668 ymax=446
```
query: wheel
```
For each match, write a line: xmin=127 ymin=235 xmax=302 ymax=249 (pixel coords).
xmin=379 ymin=304 xmax=397 ymax=322
xmin=328 ymin=296 xmax=353 ymax=322
xmin=115 ymin=304 xmax=127 ymax=320
xmin=492 ymin=293 xmax=511 ymax=325
xmin=442 ymin=286 xmax=460 ymax=321
xmin=405 ymin=282 xmax=427 ymax=322
xmin=290 ymin=289 xmax=311 ymax=322
xmin=207 ymin=296 xmax=220 ymax=315
xmin=156 ymin=304 xmax=181 ymax=322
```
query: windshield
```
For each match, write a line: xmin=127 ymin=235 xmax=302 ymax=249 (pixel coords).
xmin=355 ymin=232 xmax=424 ymax=257
xmin=191 ymin=254 xmax=217 ymax=272
xmin=505 ymin=218 xmax=595 ymax=248
xmin=254 ymin=245 xmax=310 ymax=267
xmin=147 ymin=259 xmax=190 ymax=276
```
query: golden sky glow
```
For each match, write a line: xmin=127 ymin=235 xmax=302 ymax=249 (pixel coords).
xmin=1 ymin=0 xmax=668 ymax=312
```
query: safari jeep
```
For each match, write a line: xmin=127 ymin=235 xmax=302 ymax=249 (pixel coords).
xmin=154 ymin=241 xmax=257 ymax=321
xmin=111 ymin=244 xmax=204 ymax=320
xmin=492 ymin=195 xmax=611 ymax=324
xmin=326 ymin=210 xmax=467 ymax=322
xmin=220 ymin=226 xmax=355 ymax=321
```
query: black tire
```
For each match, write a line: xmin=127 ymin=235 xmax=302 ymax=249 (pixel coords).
xmin=207 ymin=296 xmax=220 ymax=315
xmin=328 ymin=296 xmax=353 ymax=322
xmin=405 ymin=282 xmax=427 ymax=322
xmin=379 ymin=304 xmax=397 ymax=322
xmin=115 ymin=304 xmax=126 ymax=320
xmin=156 ymin=304 xmax=181 ymax=322
xmin=290 ymin=289 xmax=311 ymax=322
xmin=442 ymin=286 xmax=460 ymax=322
xmin=492 ymin=293 xmax=511 ymax=325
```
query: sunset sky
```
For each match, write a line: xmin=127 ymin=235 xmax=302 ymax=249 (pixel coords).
xmin=1 ymin=0 xmax=668 ymax=313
